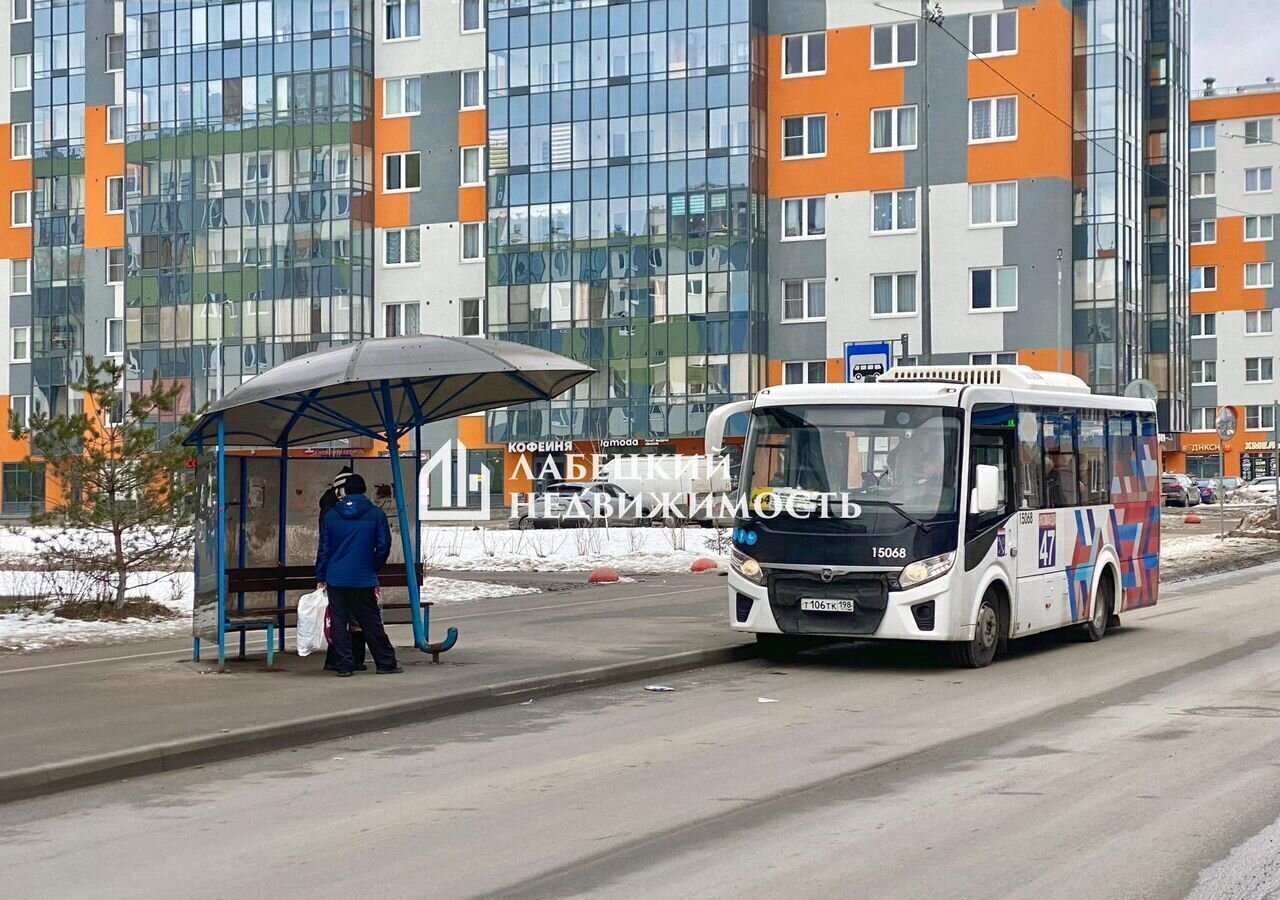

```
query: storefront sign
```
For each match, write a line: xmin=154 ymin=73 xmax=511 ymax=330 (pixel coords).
xmin=1183 ymin=443 xmax=1220 ymax=453
xmin=1244 ymin=441 xmax=1278 ymax=451
xmin=507 ymin=441 xmax=574 ymax=454
xmin=1241 ymin=453 xmax=1279 ymax=482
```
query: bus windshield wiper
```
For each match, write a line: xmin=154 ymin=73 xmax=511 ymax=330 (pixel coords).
xmin=855 ymin=498 xmax=933 ymax=533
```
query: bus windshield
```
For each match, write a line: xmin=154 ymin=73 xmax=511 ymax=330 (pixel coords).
xmin=742 ymin=405 xmax=963 ymax=523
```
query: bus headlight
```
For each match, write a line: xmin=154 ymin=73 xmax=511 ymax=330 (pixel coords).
xmin=898 ymin=552 xmax=956 ymax=590
xmin=730 ymin=549 xmax=765 ymax=585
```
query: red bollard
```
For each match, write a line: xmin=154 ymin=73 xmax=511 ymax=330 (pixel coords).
xmin=689 ymin=557 xmax=720 ymax=573
xmin=1184 ymin=514 xmax=1203 ymax=525
xmin=588 ymin=567 xmax=620 ymax=584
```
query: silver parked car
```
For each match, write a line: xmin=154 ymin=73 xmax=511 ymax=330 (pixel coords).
xmin=516 ymin=482 xmax=643 ymax=528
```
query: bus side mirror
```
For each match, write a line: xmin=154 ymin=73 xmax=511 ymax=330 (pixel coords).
xmin=972 ymin=465 xmax=1001 ymax=514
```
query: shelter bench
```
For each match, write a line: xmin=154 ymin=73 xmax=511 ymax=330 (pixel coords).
xmin=224 ymin=564 xmax=433 ymax=660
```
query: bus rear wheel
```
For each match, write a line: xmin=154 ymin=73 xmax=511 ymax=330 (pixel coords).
xmin=1080 ymin=572 xmax=1113 ymax=642
xmin=949 ymin=592 xmax=1002 ymax=669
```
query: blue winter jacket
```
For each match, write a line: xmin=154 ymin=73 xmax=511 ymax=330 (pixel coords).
xmin=315 ymin=494 xmax=392 ymax=588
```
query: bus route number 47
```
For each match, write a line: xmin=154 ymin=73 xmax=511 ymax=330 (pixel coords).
xmin=1037 ymin=513 xmax=1057 ymax=569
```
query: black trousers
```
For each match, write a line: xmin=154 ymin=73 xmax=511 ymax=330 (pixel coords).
xmin=326 ymin=586 xmax=398 ymax=673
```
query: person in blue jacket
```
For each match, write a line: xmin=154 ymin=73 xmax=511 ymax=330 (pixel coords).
xmin=315 ymin=473 xmax=402 ymax=676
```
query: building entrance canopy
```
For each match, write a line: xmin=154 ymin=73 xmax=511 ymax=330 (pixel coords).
xmin=184 ymin=335 xmax=593 ymax=670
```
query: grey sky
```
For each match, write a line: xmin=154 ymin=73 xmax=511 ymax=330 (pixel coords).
xmin=1192 ymin=0 xmax=1275 ymax=90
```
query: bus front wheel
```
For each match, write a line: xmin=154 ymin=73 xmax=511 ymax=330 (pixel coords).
xmin=949 ymin=592 xmax=1002 ymax=669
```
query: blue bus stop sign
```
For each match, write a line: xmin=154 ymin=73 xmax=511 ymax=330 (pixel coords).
xmin=845 ymin=342 xmax=893 ymax=383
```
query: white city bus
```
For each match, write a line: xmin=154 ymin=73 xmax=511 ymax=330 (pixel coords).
xmin=706 ymin=366 xmax=1161 ymax=667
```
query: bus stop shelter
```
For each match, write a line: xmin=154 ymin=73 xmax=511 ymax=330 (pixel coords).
xmin=184 ymin=335 xmax=593 ymax=671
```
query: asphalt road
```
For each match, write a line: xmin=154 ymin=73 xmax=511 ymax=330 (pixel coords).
xmin=3 ymin=565 xmax=1280 ymax=900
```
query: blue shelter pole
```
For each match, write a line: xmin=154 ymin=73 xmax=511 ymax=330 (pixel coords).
xmin=237 ymin=457 xmax=247 ymax=660
xmin=193 ymin=434 xmax=204 ymax=663
xmin=380 ymin=386 xmax=426 ymax=650
xmin=216 ymin=414 xmax=228 ymax=672
xmin=276 ymin=451 xmax=288 ymax=652
xmin=413 ymin=425 xmax=427 ymax=646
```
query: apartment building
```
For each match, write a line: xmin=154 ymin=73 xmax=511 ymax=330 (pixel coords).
xmin=1166 ymin=79 xmax=1280 ymax=480
xmin=0 ymin=0 xmax=1190 ymax=512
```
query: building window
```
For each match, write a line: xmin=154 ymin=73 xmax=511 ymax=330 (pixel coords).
xmin=384 ymin=301 xmax=421 ymax=337
xmin=871 ymin=22 xmax=917 ymax=68
xmin=9 ymin=396 xmax=29 ymax=431
xmin=783 ymin=32 xmax=826 ymax=77
xmin=1190 ymin=266 xmax=1216 ymax=291
xmin=1190 ymin=218 xmax=1216 ymax=244
xmin=1247 ymin=310 xmax=1274 ymax=335
xmin=970 ymin=352 xmax=1018 ymax=366
xmin=970 ymin=96 xmax=1017 ymax=143
xmin=872 ymin=272 xmax=918 ymax=317
xmin=10 ymin=326 xmax=29 ymax=363
xmin=781 ymin=197 xmax=826 ymax=240
xmin=106 ymin=318 xmax=123 ymax=355
xmin=1245 ymin=118 xmax=1274 ymax=145
xmin=2 ymin=460 xmax=44 ymax=515
xmin=782 ymin=278 xmax=825 ymax=321
xmin=970 ymin=9 xmax=1018 ymax=56
xmin=461 ymin=146 xmax=485 ymax=186
xmin=1246 ymin=357 xmax=1274 ymax=383
xmin=11 ymin=258 xmax=29 ymax=294
xmin=385 ymin=0 xmax=421 ymax=39
xmin=1246 ymin=215 xmax=1274 ymax=241
xmin=872 ymin=189 xmax=917 ymax=233
xmin=871 ymin=105 xmax=916 ymax=152
xmin=461 ymin=69 xmax=485 ymax=110
xmin=1245 ymin=167 xmax=1273 ymax=194
xmin=106 ymin=34 xmax=124 ymax=72
xmin=970 ymin=181 xmax=1017 ymax=227
xmin=106 ymin=177 xmax=124 ymax=214
xmin=461 ymin=0 xmax=484 ymax=33
xmin=10 ymin=121 xmax=29 ymax=160
xmin=243 ymin=152 xmax=272 ymax=185
xmin=107 ymin=105 xmax=125 ymax=143
xmin=461 ymin=222 xmax=484 ymax=261
xmin=11 ymin=53 xmax=30 ymax=91
xmin=1190 ymin=360 xmax=1216 ymax=385
xmin=1189 ymin=124 xmax=1215 ymax=151
xmin=384 ymin=76 xmax=421 ymax=117
xmin=782 ymin=115 xmax=827 ymax=159
xmin=1190 ymin=407 xmax=1215 ymax=432
xmin=11 ymin=0 xmax=31 ymax=24
xmin=1247 ymin=405 xmax=1276 ymax=430
xmin=384 ymin=152 xmax=421 ymax=192
xmin=460 ymin=297 xmax=484 ymax=337
xmin=1245 ymin=262 xmax=1274 ymax=289
xmin=1190 ymin=313 xmax=1216 ymax=337
xmin=11 ymin=191 xmax=30 ymax=227
xmin=106 ymin=248 xmax=125 ymax=284
xmin=383 ymin=227 xmax=421 ymax=267
xmin=1190 ymin=172 xmax=1216 ymax=197
xmin=783 ymin=361 xmax=827 ymax=384
xmin=970 ymin=266 xmax=1018 ymax=311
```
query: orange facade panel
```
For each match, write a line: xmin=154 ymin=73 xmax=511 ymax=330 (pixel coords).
xmin=1191 ymin=92 xmax=1280 ymax=124
xmin=967 ymin=3 xmax=1073 ymax=184
xmin=84 ymin=105 xmax=125 ymax=250
xmin=373 ymin=78 xmax=412 ymax=229
xmin=0 ymin=126 xmax=33 ymax=261
xmin=458 ymin=109 xmax=487 ymax=148
xmin=458 ymin=186 xmax=486 ymax=223
xmin=1189 ymin=216 xmax=1268 ymax=313
xmin=767 ymin=27 xmax=906 ymax=198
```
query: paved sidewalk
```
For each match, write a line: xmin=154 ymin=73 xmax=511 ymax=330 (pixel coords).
xmin=0 ymin=574 xmax=745 ymax=801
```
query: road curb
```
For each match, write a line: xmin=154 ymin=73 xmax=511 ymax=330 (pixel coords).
xmin=0 ymin=642 xmax=756 ymax=805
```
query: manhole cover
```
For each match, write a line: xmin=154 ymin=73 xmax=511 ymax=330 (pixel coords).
xmin=1181 ymin=706 xmax=1280 ymax=719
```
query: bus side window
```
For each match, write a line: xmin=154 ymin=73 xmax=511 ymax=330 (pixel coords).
xmin=1042 ymin=411 xmax=1079 ymax=508
xmin=1016 ymin=410 xmax=1043 ymax=509
xmin=1079 ymin=413 xmax=1109 ymax=505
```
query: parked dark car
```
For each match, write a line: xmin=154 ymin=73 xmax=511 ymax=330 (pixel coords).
xmin=1161 ymin=474 xmax=1192 ymax=507
xmin=1196 ymin=480 xmax=1217 ymax=504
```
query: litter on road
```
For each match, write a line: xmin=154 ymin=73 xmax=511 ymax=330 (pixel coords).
xmin=644 ymin=685 xmax=675 ymax=693
xmin=758 ymin=697 xmax=780 ymax=704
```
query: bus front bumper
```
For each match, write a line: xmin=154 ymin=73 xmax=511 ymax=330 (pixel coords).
xmin=727 ymin=568 xmax=969 ymax=643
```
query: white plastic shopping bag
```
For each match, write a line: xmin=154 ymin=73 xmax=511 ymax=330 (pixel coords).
xmin=296 ymin=587 xmax=329 ymax=657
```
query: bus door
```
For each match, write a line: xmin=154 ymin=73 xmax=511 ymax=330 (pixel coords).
xmin=1013 ymin=408 xmax=1076 ymax=634
xmin=966 ymin=404 xmax=1018 ymax=603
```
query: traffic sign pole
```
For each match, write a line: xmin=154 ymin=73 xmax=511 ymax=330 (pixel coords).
xmin=1216 ymin=406 xmax=1238 ymax=541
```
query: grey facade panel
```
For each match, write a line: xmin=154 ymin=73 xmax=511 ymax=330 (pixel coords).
xmin=1188 ymin=149 xmax=1216 ymax=174
xmin=904 ymin=17 xmax=969 ymax=189
xmin=767 ymin=0 xmax=825 ymax=36
xmin=1189 ymin=337 xmax=1215 ymax=361
xmin=10 ymin=23 xmax=32 ymax=55
xmin=8 ymin=365 xmax=31 ymax=396
xmin=1001 ymin=177 xmax=1073 ymax=350
xmin=1268 ymin=230 xmax=1280 ymax=311
xmin=769 ymin=319 xmax=827 ymax=364
xmin=10 ymin=91 xmax=31 ymax=123
xmin=409 ymin=71 xmax=462 ymax=225
xmin=82 ymin=251 xmax=114 ymax=359
xmin=83 ymin=0 xmax=115 ymax=106
xmin=766 ymin=198 xmax=827 ymax=362
xmin=1189 ymin=198 xmax=1216 ymax=221
xmin=9 ymin=294 xmax=30 ymax=326
xmin=1190 ymin=385 xmax=1217 ymax=408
